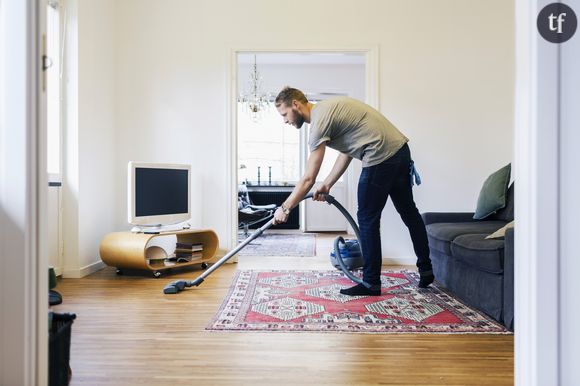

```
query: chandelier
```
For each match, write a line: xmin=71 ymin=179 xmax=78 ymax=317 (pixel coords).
xmin=238 ymin=55 xmax=272 ymax=122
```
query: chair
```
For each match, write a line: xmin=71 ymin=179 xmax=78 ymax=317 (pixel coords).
xmin=238 ymin=185 xmax=276 ymax=237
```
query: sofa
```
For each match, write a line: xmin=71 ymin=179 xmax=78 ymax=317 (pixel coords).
xmin=422 ymin=183 xmax=514 ymax=330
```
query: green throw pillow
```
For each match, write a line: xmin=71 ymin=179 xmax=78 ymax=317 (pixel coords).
xmin=473 ymin=163 xmax=511 ymax=220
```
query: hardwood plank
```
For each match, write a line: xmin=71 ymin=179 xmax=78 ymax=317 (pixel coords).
xmin=52 ymin=232 xmax=513 ymax=386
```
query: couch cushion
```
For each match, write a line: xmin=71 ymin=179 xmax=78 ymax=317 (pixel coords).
xmin=426 ymin=221 xmax=507 ymax=255
xmin=450 ymin=234 xmax=505 ymax=273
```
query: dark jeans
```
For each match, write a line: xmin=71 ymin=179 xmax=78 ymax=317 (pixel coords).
xmin=357 ymin=143 xmax=432 ymax=285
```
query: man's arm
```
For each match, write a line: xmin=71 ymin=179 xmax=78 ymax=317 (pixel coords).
xmin=313 ymin=153 xmax=352 ymax=200
xmin=273 ymin=143 xmax=326 ymax=224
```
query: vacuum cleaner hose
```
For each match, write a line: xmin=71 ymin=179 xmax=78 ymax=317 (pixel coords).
xmin=163 ymin=192 xmax=370 ymax=294
xmin=322 ymin=194 xmax=371 ymax=289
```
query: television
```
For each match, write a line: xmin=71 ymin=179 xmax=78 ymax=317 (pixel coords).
xmin=127 ymin=161 xmax=191 ymax=231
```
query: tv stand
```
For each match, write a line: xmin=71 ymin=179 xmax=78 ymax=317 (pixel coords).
xmin=99 ymin=229 xmax=218 ymax=277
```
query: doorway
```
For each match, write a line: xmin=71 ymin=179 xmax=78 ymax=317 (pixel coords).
xmin=234 ymin=50 xmax=372 ymax=242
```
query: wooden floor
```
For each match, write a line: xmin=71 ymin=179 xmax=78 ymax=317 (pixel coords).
xmin=53 ymin=232 xmax=514 ymax=386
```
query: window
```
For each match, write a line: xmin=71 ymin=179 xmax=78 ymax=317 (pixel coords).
xmin=238 ymin=104 xmax=300 ymax=185
xmin=237 ymin=100 xmax=343 ymax=185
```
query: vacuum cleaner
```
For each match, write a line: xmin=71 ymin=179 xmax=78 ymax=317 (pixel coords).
xmin=330 ymin=239 xmax=363 ymax=270
xmin=163 ymin=193 xmax=371 ymax=294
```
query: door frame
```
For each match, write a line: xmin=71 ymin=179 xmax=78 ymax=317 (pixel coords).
xmin=513 ymin=0 xmax=575 ymax=384
xmin=226 ymin=45 xmax=380 ymax=251
xmin=0 ymin=0 xmax=48 ymax=384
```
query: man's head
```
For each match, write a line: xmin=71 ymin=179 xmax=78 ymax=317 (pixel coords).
xmin=275 ymin=86 xmax=310 ymax=128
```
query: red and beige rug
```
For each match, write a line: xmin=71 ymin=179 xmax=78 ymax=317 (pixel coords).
xmin=207 ymin=270 xmax=510 ymax=333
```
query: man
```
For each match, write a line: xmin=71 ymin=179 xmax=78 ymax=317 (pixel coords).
xmin=272 ymin=86 xmax=434 ymax=296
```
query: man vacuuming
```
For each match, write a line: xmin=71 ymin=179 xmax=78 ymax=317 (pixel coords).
xmin=272 ymin=87 xmax=434 ymax=296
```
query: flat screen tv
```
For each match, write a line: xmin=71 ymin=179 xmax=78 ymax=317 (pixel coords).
xmin=127 ymin=162 xmax=191 ymax=231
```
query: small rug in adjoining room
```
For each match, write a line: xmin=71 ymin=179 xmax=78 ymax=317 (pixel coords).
xmin=207 ymin=270 xmax=510 ymax=334
xmin=237 ymin=233 xmax=316 ymax=257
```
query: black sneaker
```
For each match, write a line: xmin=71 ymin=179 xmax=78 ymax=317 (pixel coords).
xmin=339 ymin=283 xmax=381 ymax=296
xmin=418 ymin=271 xmax=435 ymax=288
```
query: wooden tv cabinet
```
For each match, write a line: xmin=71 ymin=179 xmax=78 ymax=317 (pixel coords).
xmin=99 ymin=229 xmax=219 ymax=277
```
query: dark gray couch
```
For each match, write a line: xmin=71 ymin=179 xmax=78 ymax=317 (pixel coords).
xmin=422 ymin=183 xmax=514 ymax=330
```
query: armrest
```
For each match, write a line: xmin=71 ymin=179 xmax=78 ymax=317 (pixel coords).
xmin=503 ymin=227 xmax=514 ymax=331
xmin=421 ymin=212 xmax=477 ymax=226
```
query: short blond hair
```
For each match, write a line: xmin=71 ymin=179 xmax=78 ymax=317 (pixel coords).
xmin=275 ymin=86 xmax=308 ymax=107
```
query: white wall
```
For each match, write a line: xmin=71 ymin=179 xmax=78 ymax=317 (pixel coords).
xmin=378 ymin=5 xmax=515 ymax=259
xmin=68 ymin=0 xmax=514 ymax=272
xmin=77 ymin=0 xmax=117 ymax=274
xmin=62 ymin=0 xmax=117 ymax=277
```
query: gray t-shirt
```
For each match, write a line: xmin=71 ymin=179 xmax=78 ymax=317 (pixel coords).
xmin=309 ymin=96 xmax=408 ymax=167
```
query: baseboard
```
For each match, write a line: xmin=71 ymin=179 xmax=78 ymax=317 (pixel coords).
xmin=62 ymin=260 xmax=107 ymax=278
xmin=383 ymin=256 xmax=416 ymax=267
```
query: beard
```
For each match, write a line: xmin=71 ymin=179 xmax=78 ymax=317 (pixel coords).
xmin=292 ymin=108 xmax=305 ymax=128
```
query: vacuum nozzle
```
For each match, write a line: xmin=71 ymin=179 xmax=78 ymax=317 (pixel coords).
xmin=163 ymin=280 xmax=188 ymax=294
xmin=162 ymin=277 xmax=205 ymax=294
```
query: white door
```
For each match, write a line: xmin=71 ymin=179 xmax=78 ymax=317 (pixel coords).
xmin=302 ymin=125 xmax=349 ymax=231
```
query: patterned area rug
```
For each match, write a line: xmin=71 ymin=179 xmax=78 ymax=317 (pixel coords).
xmin=237 ymin=233 xmax=316 ymax=257
xmin=207 ymin=270 xmax=510 ymax=333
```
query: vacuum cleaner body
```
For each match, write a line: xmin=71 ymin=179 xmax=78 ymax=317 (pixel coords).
xmin=330 ymin=239 xmax=364 ymax=270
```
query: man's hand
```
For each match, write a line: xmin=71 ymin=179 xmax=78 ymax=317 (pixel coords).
xmin=313 ymin=184 xmax=331 ymax=201
xmin=273 ymin=207 xmax=289 ymax=225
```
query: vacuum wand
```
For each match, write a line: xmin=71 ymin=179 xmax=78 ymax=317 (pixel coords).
xmin=163 ymin=218 xmax=275 ymax=294
xmin=163 ymin=192 xmax=370 ymax=294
